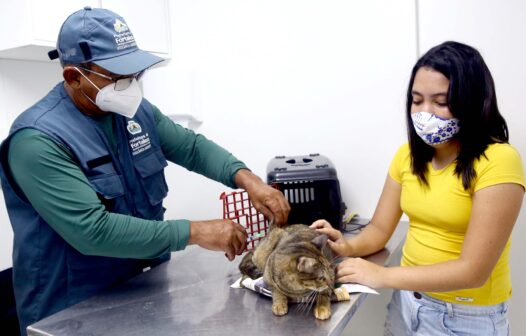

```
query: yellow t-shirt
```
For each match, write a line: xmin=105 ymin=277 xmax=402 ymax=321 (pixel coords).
xmin=389 ymin=143 xmax=525 ymax=305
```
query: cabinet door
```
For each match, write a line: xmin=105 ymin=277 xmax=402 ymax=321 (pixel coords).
xmin=30 ymin=0 xmax=101 ymax=45
xmin=101 ymin=0 xmax=171 ymax=57
xmin=0 ymin=0 xmax=170 ymax=61
xmin=0 ymin=0 xmax=99 ymax=61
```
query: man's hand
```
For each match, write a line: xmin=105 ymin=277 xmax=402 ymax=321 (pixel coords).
xmin=234 ymin=169 xmax=290 ymax=226
xmin=188 ymin=219 xmax=248 ymax=260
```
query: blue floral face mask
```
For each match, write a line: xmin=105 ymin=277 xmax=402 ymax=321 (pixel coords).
xmin=411 ymin=111 xmax=460 ymax=145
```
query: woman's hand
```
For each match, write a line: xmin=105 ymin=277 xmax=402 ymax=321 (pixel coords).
xmin=336 ymin=257 xmax=387 ymax=288
xmin=310 ymin=219 xmax=353 ymax=256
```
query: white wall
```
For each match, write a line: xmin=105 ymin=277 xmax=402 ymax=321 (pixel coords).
xmin=148 ymin=0 xmax=416 ymax=223
xmin=1 ymin=0 xmax=525 ymax=334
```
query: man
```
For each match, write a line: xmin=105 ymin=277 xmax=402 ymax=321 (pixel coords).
xmin=0 ymin=7 xmax=290 ymax=335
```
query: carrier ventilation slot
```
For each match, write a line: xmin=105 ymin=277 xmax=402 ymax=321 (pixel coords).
xmin=283 ymin=181 xmax=315 ymax=204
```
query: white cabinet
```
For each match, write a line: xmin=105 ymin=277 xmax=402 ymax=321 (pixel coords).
xmin=0 ymin=0 xmax=170 ymax=61
xmin=0 ymin=0 xmax=100 ymax=61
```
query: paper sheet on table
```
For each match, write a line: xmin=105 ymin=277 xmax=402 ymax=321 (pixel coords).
xmin=338 ymin=283 xmax=379 ymax=295
xmin=231 ymin=276 xmax=378 ymax=302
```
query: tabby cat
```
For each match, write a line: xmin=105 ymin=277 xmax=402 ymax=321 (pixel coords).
xmin=239 ymin=224 xmax=336 ymax=320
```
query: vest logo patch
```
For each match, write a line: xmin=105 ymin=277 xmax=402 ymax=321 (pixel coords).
xmin=127 ymin=120 xmax=142 ymax=135
xmin=129 ymin=132 xmax=151 ymax=156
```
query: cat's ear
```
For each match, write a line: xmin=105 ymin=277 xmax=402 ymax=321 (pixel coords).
xmin=311 ymin=234 xmax=328 ymax=250
xmin=297 ymin=256 xmax=317 ymax=273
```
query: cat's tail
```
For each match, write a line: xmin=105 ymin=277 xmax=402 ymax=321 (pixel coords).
xmin=239 ymin=251 xmax=264 ymax=279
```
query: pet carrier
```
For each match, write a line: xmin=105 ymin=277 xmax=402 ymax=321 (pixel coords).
xmin=267 ymin=153 xmax=345 ymax=230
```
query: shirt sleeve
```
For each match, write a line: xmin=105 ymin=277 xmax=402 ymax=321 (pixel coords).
xmin=151 ymin=105 xmax=248 ymax=188
xmin=7 ymin=128 xmax=190 ymax=259
xmin=474 ymin=143 xmax=526 ymax=192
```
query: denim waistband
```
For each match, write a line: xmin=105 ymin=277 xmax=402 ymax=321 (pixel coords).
xmin=412 ymin=291 xmax=508 ymax=316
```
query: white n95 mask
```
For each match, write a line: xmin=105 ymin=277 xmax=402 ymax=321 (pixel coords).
xmin=95 ymin=78 xmax=142 ymax=118
xmin=76 ymin=67 xmax=143 ymax=119
xmin=411 ymin=111 xmax=460 ymax=145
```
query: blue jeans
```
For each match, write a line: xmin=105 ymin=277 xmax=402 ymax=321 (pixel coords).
xmin=384 ymin=290 xmax=509 ymax=336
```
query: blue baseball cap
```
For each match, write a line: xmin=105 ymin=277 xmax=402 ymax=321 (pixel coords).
xmin=48 ymin=6 xmax=164 ymax=75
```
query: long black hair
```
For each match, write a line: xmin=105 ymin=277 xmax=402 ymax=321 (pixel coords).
xmin=406 ymin=41 xmax=508 ymax=190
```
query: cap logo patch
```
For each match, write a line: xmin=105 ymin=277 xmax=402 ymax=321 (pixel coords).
xmin=113 ymin=19 xmax=136 ymax=50
xmin=113 ymin=19 xmax=129 ymax=33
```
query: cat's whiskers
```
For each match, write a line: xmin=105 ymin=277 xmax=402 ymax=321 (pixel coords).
xmin=297 ymin=293 xmax=311 ymax=314
xmin=295 ymin=303 xmax=306 ymax=314
xmin=305 ymin=290 xmax=317 ymax=313
xmin=296 ymin=290 xmax=317 ymax=315
xmin=309 ymin=291 xmax=320 ymax=313
xmin=296 ymin=301 xmax=308 ymax=315
xmin=305 ymin=291 xmax=316 ymax=309
xmin=315 ymin=285 xmax=330 ymax=292
xmin=328 ymin=255 xmax=340 ymax=266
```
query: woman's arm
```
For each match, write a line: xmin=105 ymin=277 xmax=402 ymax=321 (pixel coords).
xmin=348 ymin=175 xmax=404 ymax=256
xmin=312 ymin=174 xmax=403 ymax=257
xmin=336 ymin=183 xmax=524 ymax=291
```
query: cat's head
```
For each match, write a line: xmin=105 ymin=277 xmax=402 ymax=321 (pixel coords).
xmin=267 ymin=234 xmax=335 ymax=299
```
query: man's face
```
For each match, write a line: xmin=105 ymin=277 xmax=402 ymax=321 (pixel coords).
xmin=64 ymin=64 xmax=116 ymax=116
xmin=64 ymin=63 xmax=144 ymax=117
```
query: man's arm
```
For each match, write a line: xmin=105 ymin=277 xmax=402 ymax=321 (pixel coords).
xmin=153 ymin=106 xmax=290 ymax=225
xmin=8 ymin=129 xmax=190 ymax=259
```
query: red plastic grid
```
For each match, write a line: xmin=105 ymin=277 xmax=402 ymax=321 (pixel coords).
xmin=220 ymin=190 xmax=270 ymax=251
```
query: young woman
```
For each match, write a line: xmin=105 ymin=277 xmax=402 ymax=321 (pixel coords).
xmin=312 ymin=41 xmax=525 ymax=335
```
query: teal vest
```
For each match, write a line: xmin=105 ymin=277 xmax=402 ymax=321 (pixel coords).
xmin=0 ymin=83 xmax=170 ymax=333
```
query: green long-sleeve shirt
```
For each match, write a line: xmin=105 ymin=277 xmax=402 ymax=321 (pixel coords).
xmin=7 ymin=104 xmax=247 ymax=259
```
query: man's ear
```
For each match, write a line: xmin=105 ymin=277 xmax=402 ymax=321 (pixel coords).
xmin=63 ymin=66 xmax=81 ymax=88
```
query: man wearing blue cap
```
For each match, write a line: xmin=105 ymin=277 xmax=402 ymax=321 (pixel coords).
xmin=0 ymin=7 xmax=290 ymax=334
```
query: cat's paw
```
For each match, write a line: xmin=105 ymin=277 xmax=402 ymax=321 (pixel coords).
xmin=314 ymin=305 xmax=331 ymax=320
xmin=272 ymin=303 xmax=288 ymax=316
